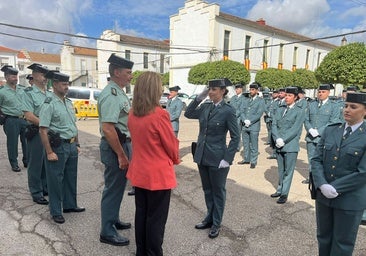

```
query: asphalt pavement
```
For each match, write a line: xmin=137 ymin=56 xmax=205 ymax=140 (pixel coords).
xmin=1 ymin=114 xmax=366 ymax=256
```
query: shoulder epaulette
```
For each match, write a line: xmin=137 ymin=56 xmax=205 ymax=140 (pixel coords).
xmin=24 ymin=87 xmax=33 ymax=92
xmin=44 ymin=97 xmax=53 ymax=104
xmin=328 ymin=122 xmax=343 ymax=127
xmin=111 ymin=88 xmax=117 ymax=96
xmin=17 ymin=84 xmax=26 ymax=88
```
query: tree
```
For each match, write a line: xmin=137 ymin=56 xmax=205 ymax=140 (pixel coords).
xmin=188 ymin=60 xmax=250 ymax=85
xmin=255 ymin=68 xmax=293 ymax=89
xmin=161 ymin=72 xmax=169 ymax=86
xmin=292 ymin=69 xmax=318 ymax=89
xmin=315 ymin=42 xmax=366 ymax=87
xmin=131 ymin=70 xmax=145 ymax=85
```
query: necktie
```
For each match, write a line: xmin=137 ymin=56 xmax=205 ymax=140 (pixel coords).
xmin=282 ymin=107 xmax=289 ymax=117
xmin=343 ymin=126 xmax=352 ymax=140
xmin=318 ymin=101 xmax=323 ymax=108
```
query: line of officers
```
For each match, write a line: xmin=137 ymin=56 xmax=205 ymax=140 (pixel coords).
xmin=0 ymin=63 xmax=84 ymax=225
xmin=229 ymin=82 xmax=358 ymax=204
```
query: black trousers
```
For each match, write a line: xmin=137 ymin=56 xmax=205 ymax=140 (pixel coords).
xmin=135 ymin=187 xmax=171 ymax=256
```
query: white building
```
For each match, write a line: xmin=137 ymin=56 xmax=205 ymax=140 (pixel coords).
xmin=97 ymin=30 xmax=170 ymax=91
xmin=170 ymin=0 xmax=337 ymax=95
xmin=0 ymin=46 xmax=21 ymax=85
xmin=61 ymin=41 xmax=98 ymax=88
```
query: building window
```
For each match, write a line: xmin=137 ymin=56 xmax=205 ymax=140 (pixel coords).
xmin=292 ymin=46 xmax=298 ymax=71
xmin=223 ymin=30 xmax=230 ymax=59
xmin=81 ymin=59 xmax=86 ymax=75
xmin=160 ymin=54 xmax=165 ymax=74
xmin=125 ymin=50 xmax=131 ymax=60
xmin=262 ymin=39 xmax=269 ymax=69
xmin=305 ymin=49 xmax=310 ymax=70
xmin=278 ymin=44 xmax=284 ymax=69
xmin=96 ymin=60 xmax=98 ymax=71
xmin=143 ymin=53 xmax=148 ymax=69
xmin=317 ymin=52 xmax=321 ymax=68
xmin=17 ymin=64 xmax=24 ymax=71
xmin=244 ymin=35 xmax=251 ymax=59
xmin=0 ymin=57 xmax=9 ymax=66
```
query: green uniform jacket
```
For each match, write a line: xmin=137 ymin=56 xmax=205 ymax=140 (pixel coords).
xmin=312 ymin=122 xmax=366 ymax=210
xmin=304 ymin=99 xmax=340 ymax=143
xmin=166 ymin=97 xmax=183 ymax=132
xmin=239 ymin=96 xmax=265 ymax=132
xmin=272 ymin=104 xmax=305 ymax=152
xmin=184 ymin=99 xmax=240 ymax=167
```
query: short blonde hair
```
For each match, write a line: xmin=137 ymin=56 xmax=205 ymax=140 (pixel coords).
xmin=132 ymin=71 xmax=163 ymax=116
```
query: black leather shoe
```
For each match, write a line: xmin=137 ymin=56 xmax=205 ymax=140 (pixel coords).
xmin=195 ymin=221 xmax=213 ymax=229
xmin=23 ymin=162 xmax=28 ymax=168
xmin=100 ymin=235 xmax=129 ymax=246
xmin=127 ymin=187 xmax=135 ymax=196
xmin=43 ymin=191 xmax=48 ymax=196
xmin=115 ymin=221 xmax=131 ymax=230
xmin=63 ymin=207 xmax=85 ymax=213
xmin=360 ymin=220 xmax=366 ymax=226
xmin=208 ymin=225 xmax=220 ymax=239
xmin=267 ymin=155 xmax=277 ymax=159
xmin=237 ymin=161 xmax=250 ymax=165
xmin=33 ymin=197 xmax=49 ymax=205
xmin=52 ymin=215 xmax=65 ymax=224
xmin=277 ymin=196 xmax=288 ymax=204
xmin=270 ymin=193 xmax=281 ymax=198
xmin=12 ymin=166 xmax=21 ymax=172
xmin=250 ymin=163 xmax=256 ymax=169
xmin=302 ymin=179 xmax=310 ymax=184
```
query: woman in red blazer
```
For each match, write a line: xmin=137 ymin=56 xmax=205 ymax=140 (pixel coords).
xmin=127 ymin=71 xmax=180 ymax=256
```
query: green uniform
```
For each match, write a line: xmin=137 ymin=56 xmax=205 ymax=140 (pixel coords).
xmin=185 ymin=99 xmax=239 ymax=226
xmin=22 ymin=86 xmax=53 ymax=200
xmin=39 ymin=93 xmax=79 ymax=217
xmin=304 ymin=99 xmax=340 ymax=174
xmin=312 ymin=122 xmax=366 ymax=256
xmin=239 ymin=96 xmax=265 ymax=166
xmin=0 ymin=84 xmax=28 ymax=169
xmin=272 ymin=104 xmax=305 ymax=197
xmin=166 ymin=96 xmax=183 ymax=137
xmin=98 ymin=81 xmax=131 ymax=237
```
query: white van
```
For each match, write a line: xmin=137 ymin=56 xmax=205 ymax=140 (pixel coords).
xmin=66 ymin=87 xmax=102 ymax=118
xmin=67 ymin=86 xmax=102 ymax=104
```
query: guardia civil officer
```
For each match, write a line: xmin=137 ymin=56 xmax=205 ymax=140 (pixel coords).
xmin=39 ymin=71 xmax=84 ymax=224
xmin=230 ymin=84 xmax=246 ymax=151
xmin=237 ymin=82 xmax=265 ymax=168
xmin=185 ymin=78 xmax=240 ymax=239
xmin=271 ymin=87 xmax=305 ymax=204
xmin=98 ymin=53 xmax=133 ymax=246
xmin=312 ymin=92 xmax=366 ymax=256
xmin=302 ymin=84 xmax=340 ymax=184
xmin=0 ymin=65 xmax=28 ymax=172
xmin=166 ymin=85 xmax=184 ymax=137
xmin=22 ymin=63 xmax=51 ymax=205
xmin=295 ymin=86 xmax=307 ymax=109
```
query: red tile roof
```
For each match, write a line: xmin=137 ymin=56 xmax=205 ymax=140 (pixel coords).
xmin=73 ymin=47 xmax=97 ymax=57
xmin=0 ymin=45 xmax=18 ymax=53
xmin=27 ymin=51 xmax=60 ymax=64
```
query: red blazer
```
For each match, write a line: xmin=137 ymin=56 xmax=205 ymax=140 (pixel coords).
xmin=127 ymin=106 xmax=180 ymax=190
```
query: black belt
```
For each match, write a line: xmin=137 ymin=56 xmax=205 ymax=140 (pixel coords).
xmin=7 ymin=115 xmax=24 ymax=119
xmin=62 ymin=137 xmax=76 ymax=143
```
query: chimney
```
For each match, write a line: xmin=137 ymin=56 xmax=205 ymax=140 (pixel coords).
xmin=341 ymin=36 xmax=347 ymax=46
xmin=256 ymin=18 xmax=266 ymax=25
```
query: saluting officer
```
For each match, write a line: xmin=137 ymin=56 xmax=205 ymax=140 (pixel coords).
xmin=238 ymin=82 xmax=265 ymax=169
xmin=166 ymin=85 xmax=184 ymax=137
xmin=22 ymin=63 xmax=51 ymax=205
xmin=185 ymin=78 xmax=240 ymax=239
xmin=98 ymin=53 xmax=133 ymax=246
xmin=39 ymin=71 xmax=84 ymax=224
xmin=271 ymin=87 xmax=306 ymax=204
xmin=312 ymin=92 xmax=366 ymax=256
xmin=0 ymin=65 xmax=28 ymax=172
xmin=303 ymin=84 xmax=340 ymax=184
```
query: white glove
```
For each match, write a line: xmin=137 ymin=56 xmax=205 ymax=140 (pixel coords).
xmin=275 ymin=138 xmax=285 ymax=148
xmin=218 ymin=159 xmax=230 ymax=168
xmin=309 ymin=128 xmax=320 ymax=138
xmin=197 ymin=87 xmax=209 ymax=101
xmin=244 ymin=120 xmax=251 ymax=127
xmin=319 ymin=184 xmax=338 ymax=199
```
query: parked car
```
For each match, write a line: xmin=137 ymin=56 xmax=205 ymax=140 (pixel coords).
xmin=160 ymin=92 xmax=190 ymax=109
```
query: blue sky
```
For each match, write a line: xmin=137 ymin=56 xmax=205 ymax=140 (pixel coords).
xmin=0 ymin=0 xmax=365 ymax=53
